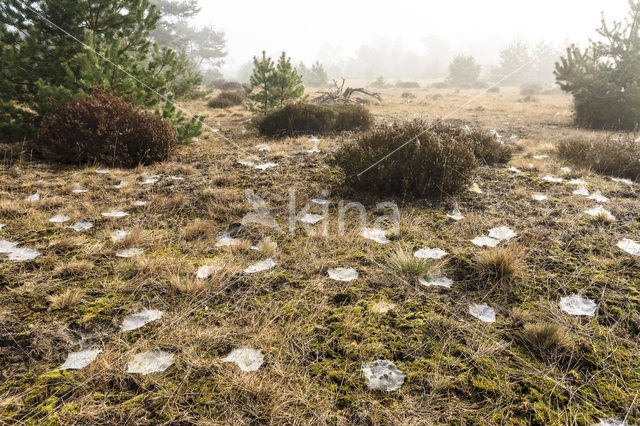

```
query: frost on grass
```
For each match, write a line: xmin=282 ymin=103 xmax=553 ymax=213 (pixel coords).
xmin=111 ymin=230 xmax=130 ymax=242
xmin=60 ymin=349 xmax=102 ymax=370
xmin=488 ymin=226 xmax=517 ymax=241
xmin=573 ymin=187 xmax=590 ymax=196
xmin=327 ymin=267 xmax=359 ymax=282
xmin=532 ymin=193 xmax=548 ymax=201
xmin=587 ymin=190 xmax=609 ymax=203
xmin=49 ymin=214 xmax=71 ymax=223
xmin=584 ymin=206 xmax=615 ymax=221
xmin=244 ymin=258 xmax=276 ymax=274
xmin=127 ymin=350 xmax=174 ymax=375
xmin=472 ymin=236 xmax=500 ymax=248
xmin=223 ymin=347 xmax=264 ymax=372
xmin=362 ymin=227 xmax=391 ymax=244
xmin=447 ymin=207 xmax=464 ymax=221
xmin=362 ymin=360 xmax=405 ymax=392
xmin=543 ymin=176 xmax=563 ymax=183
xmin=26 ymin=192 xmax=40 ymax=202
xmin=116 ymin=248 xmax=144 ymax=258
xmin=418 ymin=276 xmax=453 ymax=288
xmin=559 ymin=294 xmax=597 ymax=317
xmin=102 ymin=210 xmax=129 ymax=218
xmin=414 ymin=247 xmax=447 ymax=259
xmin=121 ymin=309 xmax=163 ymax=331
xmin=68 ymin=221 xmax=93 ymax=232
xmin=469 ymin=303 xmax=496 ymax=323
xmin=618 ymin=238 xmax=640 ymax=256
xmin=300 ymin=214 xmax=323 ymax=225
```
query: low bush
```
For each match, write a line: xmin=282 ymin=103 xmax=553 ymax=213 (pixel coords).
xmin=35 ymin=92 xmax=177 ymax=168
xmin=208 ymin=90 xmax=246 ymax=109
xmin=395 ymin=81 xmax=420 ymax=89
xmin=401 ymin=92 xmax=417 ymax=99
xmin=208 ymin=79 xmax=243 ymax=91
xmin=520 ymin=82 xmax=543 ymax=96
xmin=430 ymin=122 xmax=512 ymax=165
xmin=557 ymin=135 xmax=640 ymax=181
xmin=333 ymin=120 xmax=490 ymax=198
xmin=257 ymin=103 xmax=373 ymax=137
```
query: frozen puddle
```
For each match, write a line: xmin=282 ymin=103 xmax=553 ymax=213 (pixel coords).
xmin=573 ymin=187 xmax=590 ymax=196
xmin=362 ymin=228 xmax=390 ymax=244
xmin=559 ymin=294 xmax=597 ymax=316
xmin=300 ymin=214 xmax=323 ymax=224
xmin=543 ymin=176 xmax=563 ymax=183
xmin=60 ymin=349 xmax=102 ymax=370
xmin=488 ymin=226 xmax=517 ymax=241
xmin=116 ymin=248 xmax=143 ymax=258
xmin=587 ymin=190 xmax=608 ymax=203
xmin=532 ymin=193 xmax=547 ymax=201
xmin=471 ymin=236 xmax=500 ymax=248
xmin=244 ymin=259 xmax=276 ymax=274
xmin=102 ymin=210 xmax=129 ymax=218
xmin=8 ymin=247 xmax=40 ymax=261
xmin=469 ymin=303 xmax=496 ymax=323
xmin=127 ymin=350 xmax=174 ymax=375
xmin=414 ymin=247 xmax=447 ymax=259
xmin=224 ymin=347 xmax=264 ymax=372
xmin=362 ymin=360 xmax=405 ymax=392
xmin=68 ymin=221 xmax=93 ymax=232
xmin=327 ymin=267 xmax=358 ymax=282
xmin=49 ymin=214 xmax=71 ymax=223
xmin=122 ymin=309 xmax=163 ymax=331
xmin=618 ymin=238 xmax=640 ymax=256
xmin=418 ymin=276 xmax=452 ymax=288
xmin=584 ymin=206 xmax=615 ymax=221
xmin=111 ymin=230 xmax=131 ymax=241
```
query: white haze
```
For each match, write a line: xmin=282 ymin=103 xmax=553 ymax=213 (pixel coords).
xmin=194 ymin=0 xmax=630 ymax=79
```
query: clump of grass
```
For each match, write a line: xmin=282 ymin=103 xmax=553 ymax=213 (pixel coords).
xmin=474 ymin=245 xmax=525 ymax=286
xmin=208 ymin=90 xmax=245 ymax=109
xmin=47 ymin=289 xmax=84 ymax=310
xmin=255 ymin=237 xmax=277 ymax=257
xmin=519 ymin=322 xmax=573 ymax=362
xmin=53 ymin=260 xmax=94 ymax=277
xmin=388 ymin=249 xmax=436 ymax=278
xmin=150 ymin=193 xmax=187 ymax=213
xmin=557 ymin=134 xmax=640 ymax=181
xmin=401 ymin=91 xmax=417 ymax=99
xmin=183 ymin=219 xmax=212 ymax=241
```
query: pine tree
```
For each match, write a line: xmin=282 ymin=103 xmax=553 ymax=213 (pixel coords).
xmin=555 ymin=0 xmax=640 ymax=130
xmin=298 ymin=61 xmax=329 ymax=87
xmin=0 ymin=0 xmax=202 ymax=143
xmin=273 ymin=53 xmax=305 ymax=108
xmin=491 ymin=41 xmax=533 ymax=85
xmin=447 ymin=55 xmax=481 ymax=86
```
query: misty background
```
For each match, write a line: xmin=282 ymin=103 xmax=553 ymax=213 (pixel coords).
xmin=184 ymin=0 xmax=629 ymax=85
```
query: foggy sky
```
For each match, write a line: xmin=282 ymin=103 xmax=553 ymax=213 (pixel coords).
xmin=194 ymin=0 xmax=630 ymax=78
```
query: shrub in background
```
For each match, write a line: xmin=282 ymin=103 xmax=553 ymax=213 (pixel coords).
xmin=395 ymin=81 xmax=420 ymax=89
xmin=257 ymin=103 xmax=372 ymax=137
xmin=207 ymin=79 xmax=243 ymax=91
xmin=35 ymin=92 xmax=177 ymax=168
xmin=520 ymin=82 xmax=543 ymax=96
xmin=447 ymin=55 xmax=481 ymax=87
xmin=432 ymin=122 xmax=512 ymax=165
xmin=557 ymin=135 xmax=640 ymax=181
xmin=208 ymin=90 xmax=246 ymax=109
xmin=332 ymin=120 xmax=481 ymax=198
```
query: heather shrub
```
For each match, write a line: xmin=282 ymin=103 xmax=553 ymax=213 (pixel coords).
xmin=257 ymin=103 xmax=372 ymax=137
xmin=35 ymin=92 xmax=177 ymax=168
xmin=395 ymin=81 xmax=420 ymax=89
xmin=401 ymin=92 xmax=417 ymax=99
xmin=208 ymin=90 xmax=245 ymax=108
xmin=208 ymin=79 xmax=243 ymax=91
xmin=332 ymin=120 xmax=480 ymax=198
xmin=429 ymin=122 xmax=512 ymax=165
xmin=557 ymin=135 xmax=640 ymax=181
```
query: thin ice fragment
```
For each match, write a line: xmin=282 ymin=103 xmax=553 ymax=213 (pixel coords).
xmin=414 ymin=247 xmax=447 ymax=259
xmin=122 ymin=309 xmax=163 ymax=331
xmin=469 ymin=303 xmax=496 ymax=323
xmin=362 ymin=360 xmax=405 ymax=392
xmin=68 ymin=221 xmax=93 ymax=232
xmin=223 ymin=347 xmax=264 ymax=372
xmin=116 ymin=248 xmax=144 ymax=258
xmin=618 ymin=238 xmax=640 ymax=256
xmin=127 ymin=350 xmax=174 ymax=375
xmin=60 ymin=349 xmax=102 ymax=370
xmin=559 ymin=294 xmax=597 ymax=316
xmin=418 ymin=276 xmax=453 ymax=288
xmin=362 ymin=228 xmax=390 ymax=244
xmin=327 ymin=267 xmax=358 ymax=282
xmin=300 ymin=214 xmax=323 ymax=224
xmin=488 ymin=226 xmax=517 ymax=241
xmin=49 ymin=214 xmax=71 ymax=223
xmin=244 ymin=258 xmax=276 ymax=274
xmin=471 ymin=236 xmax=500 ymax=247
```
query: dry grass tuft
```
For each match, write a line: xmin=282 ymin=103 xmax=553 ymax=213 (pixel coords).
xmin=150 ymin=193 xmax=187 ymax=212
xmin=53 ymin=260 xmax=94 ymax=277
xmin=183 ymin=219 xmax=213 ymax=241
xmin=474 ymin=245 xmax=525 ymax=286
xmin=47 ymin=289 xmax=84 ymax=310
xmin=388 ymin=248 xmax=436 ymax=279
xmin=519 ymin=322 xmax=573 ymax=361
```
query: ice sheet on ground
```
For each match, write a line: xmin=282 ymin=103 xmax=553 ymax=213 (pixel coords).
xmin=311 ymin=198 xmax=329 ymax=205
xmin=8 ymin=248 xmax=40 ymax=261
xmin=68 ymin=221 xmax=93 ymax=232
xmin=102 ymin=210 xmax=129 ymax=218
xmin=49 ymin=214 xmax=71 ymax=223
xmin=611 ymin=177 xmax=633 ymax=185
xmin=587 ymin=190 xmax=608 ymax=203
xmin=414 ymin=247 xmax=447 ymax=259
xmin=0 ymin=240 xmax=19 ymax=253
xmin=488 ymin=226 xmax=517 ymax=241
xmin=573 ymin=187 xmax=590 ymax=196
xmin=568 ymin=178 xmax=586 ymax=185
xmin=244 ymin=258 xmax=276 ymax=274
xmin=223 ymin=347 xmax=264 ymax=372
xmin=300 ymin=214 xmax=323 ymax=224
xmin=60 ymin=349 xmax=102 ymax=370
xmin=418 ymin=276 xmax=453 ymax=288
xmin=238 ymin=160 xmax=255 ymax=166
xmin=532 ymin=193 xmax=547 ymax=201
xmin=362 ymin=360 xmax=405 ymax=392
xmin=469 ymin=303 xmax=496 ymax=322
xmin=584 ymin=206 xmax=615 ymax=221
xmin=197 ymin=264 xmax=219 ymax=279
xmin=215 ymin=236 xmax=241 ymax=247
xmin=543 ymin=175 xmax=563 ymax=183
xmin=618 ymin=238 xmax=640 ymax=256
xmin=26 ymin=192 xmax=40 ymax=202
xmin=471 ymin=236 xmax=500 ymax=247
xmin=254 ymin=162 xmax=278 ymax=171
xmin=127 ymin=350 xmax=174 ymax=375
xmin=559 ymin=294 xmax=597 ymax=316
xmin=327 ymin=267 xmax=358 ymax=281
xmin=116 ymin=247 xmax=144 ymax=258
xmin=362 ymin=227 xmax=391 ymax=244
xmin=447 ymin=208 xmax=464 ymax=221
xmin=122 ymin=309 xmax=163 ymax=331
xmin=111 ymin=230 xmax=130 ymax=241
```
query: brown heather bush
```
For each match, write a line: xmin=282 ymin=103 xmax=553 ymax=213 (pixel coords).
xmin=208 ymin=79 xmax=243 ymax=91
xmin=257 ymin=103 xmax=373 ymax=137
xmin=35 ymin=92 xmax=177 ymax=168
xmin=207 ymin=90 xmax=246 ymax=109
xmin=332 ymin=120 xmax=509 ymax=198
xmin=557 ymin=134 xmax=640 ymax=181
